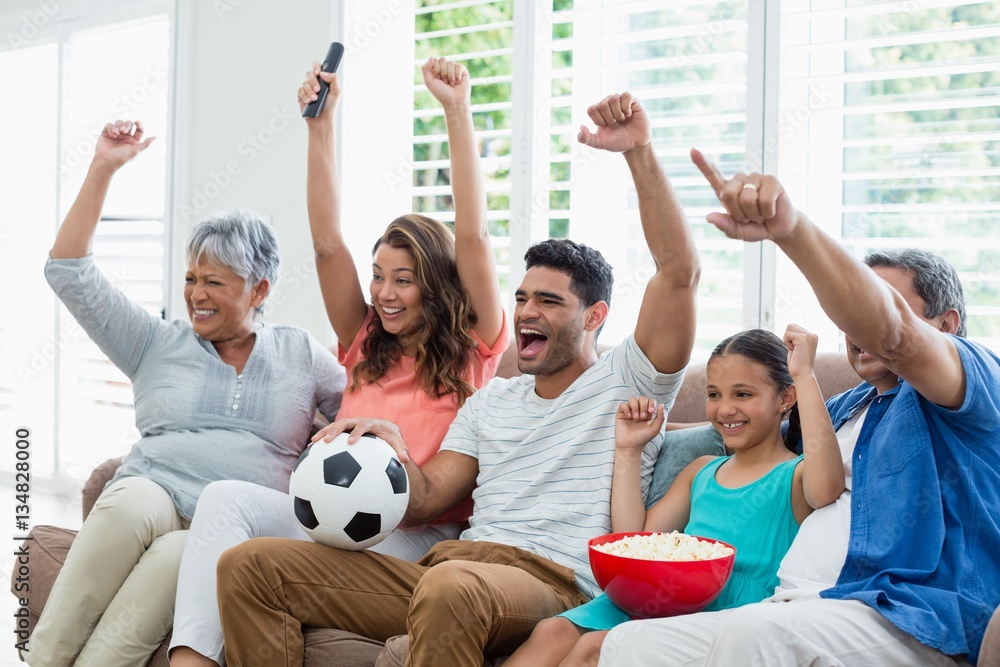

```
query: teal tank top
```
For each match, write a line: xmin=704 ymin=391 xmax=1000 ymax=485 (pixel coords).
xmin=685 ymin=454 xmax=802 ymax=611
xmin=559 ymin=454 xmax=804 ymax=631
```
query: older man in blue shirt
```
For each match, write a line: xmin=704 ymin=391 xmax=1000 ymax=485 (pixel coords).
xmin=598 ymin=152 xmax=1000 ymax=666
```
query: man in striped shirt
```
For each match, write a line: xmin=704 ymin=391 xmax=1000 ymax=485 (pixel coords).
xmin=216 ymin=91 xmax=700 ymax=667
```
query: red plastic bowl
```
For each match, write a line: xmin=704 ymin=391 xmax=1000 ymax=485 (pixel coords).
xmin=588 ymin=532 xmax=736 ymax=619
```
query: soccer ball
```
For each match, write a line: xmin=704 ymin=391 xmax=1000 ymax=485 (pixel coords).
xmin=289 ymin=432 xmax=410 ymax=550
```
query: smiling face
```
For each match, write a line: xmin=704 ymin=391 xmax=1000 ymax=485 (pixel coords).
xmin=370 ymin=244 xmax=424 ymax=351
xmin=184 ymin=260 xmax=264 ymax=343
xmin=514 ymin=265 xmax=593 ymax=377
xmin=706 ymin=353 xmax=792 ymax=451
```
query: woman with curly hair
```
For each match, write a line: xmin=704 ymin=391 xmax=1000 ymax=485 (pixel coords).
xmin=168 ymin=55 xmax=506 ymax=667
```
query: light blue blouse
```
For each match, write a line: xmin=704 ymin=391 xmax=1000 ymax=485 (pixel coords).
xmin=45 ymin=256 xmax=346 ymax=518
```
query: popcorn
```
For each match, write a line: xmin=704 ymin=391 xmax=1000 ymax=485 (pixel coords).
xmin=592 ymin=531 xmax=733 ymax=561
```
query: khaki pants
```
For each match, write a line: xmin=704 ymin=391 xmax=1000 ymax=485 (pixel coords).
xmin=26 ymin=476 xmax=189 ymax=667
xmin=170 ymin=479 xmax=461 ymax=664
xmin=217 ymin=538 xmax=585 ymax=667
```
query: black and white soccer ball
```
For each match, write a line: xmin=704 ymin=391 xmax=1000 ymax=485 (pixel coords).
xmin=289 ymin=432 xmax=410 ymax=550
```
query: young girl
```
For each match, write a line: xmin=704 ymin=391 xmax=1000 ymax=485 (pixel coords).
xmin=168 ymin=57 xmax=507 ymax=667
xmin=505 ymin=324 xmax=846 ymax=667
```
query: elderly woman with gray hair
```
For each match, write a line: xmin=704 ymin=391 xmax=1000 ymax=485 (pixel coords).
xmin=25 ymin=120 xmax=347 ymax=667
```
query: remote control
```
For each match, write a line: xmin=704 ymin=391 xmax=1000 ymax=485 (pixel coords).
xmin=302 ymin=42 xmax=345 ymax=118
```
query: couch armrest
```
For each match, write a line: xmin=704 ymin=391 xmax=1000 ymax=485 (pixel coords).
xmin=81 ymin=457 xmax=123 ymax=520
xmin=10 ymin=524 xmax=77 ymax=657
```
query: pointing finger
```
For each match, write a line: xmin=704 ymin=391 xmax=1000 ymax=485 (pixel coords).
xmin=691 ymin=148 xmax=729 ymax=196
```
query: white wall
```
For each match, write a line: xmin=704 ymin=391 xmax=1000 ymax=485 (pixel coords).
xmin=339 ymin=0 xmax=415 ymax=314
xmin=169 ymin=0 xmax=341 ymax=345
xmin=169 ymin=0 xmax=416 ymax=346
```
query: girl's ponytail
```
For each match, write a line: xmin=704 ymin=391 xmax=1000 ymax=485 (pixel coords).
xmin=783 ymin=404 xmax=802 ymax=453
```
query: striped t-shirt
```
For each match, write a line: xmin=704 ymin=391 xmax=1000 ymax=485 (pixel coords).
xmin=442 ymin=334 xmax=685 ymax=598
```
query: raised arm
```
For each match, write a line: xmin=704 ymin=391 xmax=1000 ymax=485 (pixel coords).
xmin=784 ymin=325 xmax=845 ymax=523
xmin=578 ymin=93 xmax=700 ymax=374
xmin=48 ymin=120 xmax=161 ymax=377
xmin=692 ymin=150 xmax=965 ymax=408
xmin=51 ymin=120 xmax=154 ymax=259
xmin=421 ymin=57 xmax=504 ymax=347
xmin=610 ymin=397 xmax=706 ymax=535
xmin=299 ymin=65 xmax=368 ymax=346
xmin=610 ymin=397 xmax=666 ymax=532
xmin=615 ymin=395 xmax=710 ymax=534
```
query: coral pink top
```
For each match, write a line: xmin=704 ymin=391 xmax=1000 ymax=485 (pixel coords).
xmin=338 ymin=307 xmax=509 ymax=524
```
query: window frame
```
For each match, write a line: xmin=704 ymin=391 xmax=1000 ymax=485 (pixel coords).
xmin=0 ymin=0 xmax=177 ymax=492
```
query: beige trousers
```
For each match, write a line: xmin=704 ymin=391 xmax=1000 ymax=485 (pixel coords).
xmin=26 ymin=476 xmax=189 ymax=667
xmin=217 ymin=538 xmax=585 ymax=667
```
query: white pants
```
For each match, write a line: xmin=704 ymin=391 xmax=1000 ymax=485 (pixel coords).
xmin=170 ymin=479 xmax=461 ymax=664
xmin=598 ymin=597 xmax=971 ymax=667
xmin=26 ymin=476 xmax=189 ymax=667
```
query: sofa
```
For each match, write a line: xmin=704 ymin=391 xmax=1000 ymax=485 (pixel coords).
xmin=13 ymin=347 xmax=1000 ymax=666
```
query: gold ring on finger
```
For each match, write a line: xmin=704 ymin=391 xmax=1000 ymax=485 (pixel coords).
xmin=742 ymin=183 xmax=758 ymax=191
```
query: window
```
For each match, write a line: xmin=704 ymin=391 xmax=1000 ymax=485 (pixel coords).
xmin=411 ymin=0 xmax=750 ymax=353
xmin=413 ymin=1 xmax=515 ymax=293
xmin=548 ymin=1 xmax=749 ymax=351
xmin=777 ymin=0 xmax=1000 ymax=351
xmin=0 ymin=41 xmax=60 ymax=475
xmin=400 ymin=0 xmax=999 ymax=354
xmin=0 ymin=10 xmax=170 ymax=483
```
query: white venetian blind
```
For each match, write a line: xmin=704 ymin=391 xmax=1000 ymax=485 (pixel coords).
xmin=778 ymin=0 xmax=1000 ymax=351
xmin=412 ymin=0 xmax=516 ymax=294
xmin=409 ymin=0 xmax=750 ymax=352
xmin=547 ymin=0 xmax=750 ymax=352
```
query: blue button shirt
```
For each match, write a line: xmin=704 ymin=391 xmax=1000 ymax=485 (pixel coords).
xmin=820 ymin=337 xmax=1000 ymax=663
